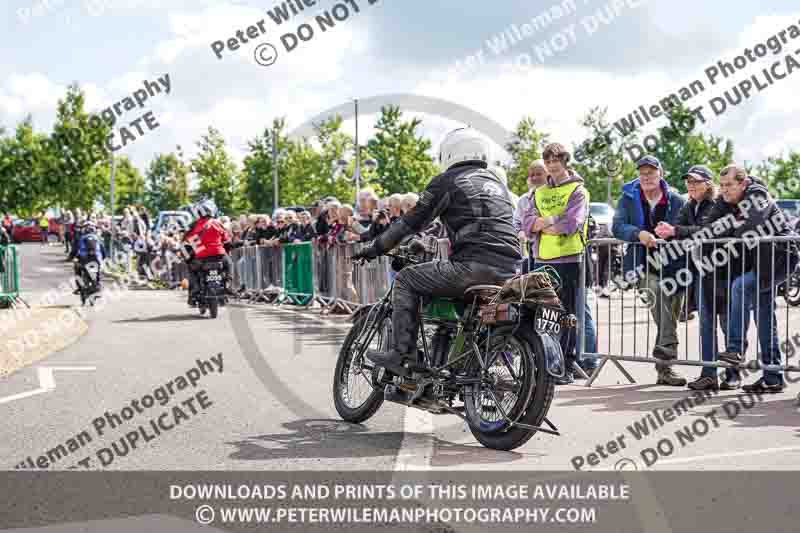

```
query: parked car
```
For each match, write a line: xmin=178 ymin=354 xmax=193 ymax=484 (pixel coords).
xmin=10 ymin=218 xmax=62 ymax=243
xmin=590 ymin=202 xmax=615 ymax=234
xmin=11 ymin=219 xmax=45 ymax=243
xmin=153 ymin=210 xmax=192 ymax=237
xmin=777 ymin=199 xmax=800 ymax=219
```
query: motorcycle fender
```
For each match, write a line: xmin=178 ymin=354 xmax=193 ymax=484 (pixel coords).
xmin=538 ymin=332 xmax=566 ymax=379
xmin=206 ymin=281 xmax=223 ymax=297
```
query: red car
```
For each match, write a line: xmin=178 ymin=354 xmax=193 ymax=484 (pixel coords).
xmin=11 ymin=218 xmax=62 ymax=243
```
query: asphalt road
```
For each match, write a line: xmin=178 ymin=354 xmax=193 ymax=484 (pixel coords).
xmin=2 ymin=243 xmax=800 ymax=472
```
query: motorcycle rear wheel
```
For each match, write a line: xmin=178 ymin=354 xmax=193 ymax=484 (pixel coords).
xmin=463 ymin=326 xmax=555 ymax=451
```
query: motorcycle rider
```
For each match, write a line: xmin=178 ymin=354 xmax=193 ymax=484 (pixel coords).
xmin=182 ymin=200 xmax=233 ymax=306
xmin=73 ymin=222 xmax=105 ymax=295
xmin=352 ymin=127 xmax=522 ymax=380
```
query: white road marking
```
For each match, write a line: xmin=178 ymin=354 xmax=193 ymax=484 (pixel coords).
xmin=256 ymin=303 xmax=352 ymax=329
xmin=0 ymin=366 xmax=96 ymax=405
xmin=652 ymin=445 xmax=800 ymax=467
xmin=394 ymin=407 xmax=435 ymax=471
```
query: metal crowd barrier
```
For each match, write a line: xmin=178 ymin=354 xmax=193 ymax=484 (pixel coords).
xmin=577 ymin=235 xmax=800 ymax=386
xmin=229 ymin=238 xmax=451 ymax=314
xmin=0 ymin=245 xmax=22 ymax=308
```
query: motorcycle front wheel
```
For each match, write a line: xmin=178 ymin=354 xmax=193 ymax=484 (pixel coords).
xmin=333 ymin=310 xmax=390 ymax=423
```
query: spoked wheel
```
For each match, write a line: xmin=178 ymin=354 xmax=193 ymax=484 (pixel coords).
xmin=333 ymin=309 xmax=390 ymax=423
xmin=464 ymin=326 xmax=555 ymax=451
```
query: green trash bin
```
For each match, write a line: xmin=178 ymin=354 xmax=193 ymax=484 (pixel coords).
xmin=282 ymin=242 xmax=315 ymax=305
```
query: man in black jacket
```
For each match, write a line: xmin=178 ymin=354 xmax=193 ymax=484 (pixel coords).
xmin=353 ymin=128 xmax=521 ymax=381
xmin=699 ymin=165 xmax=798 ymax=393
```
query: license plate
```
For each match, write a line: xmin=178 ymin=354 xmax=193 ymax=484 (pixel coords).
xmin=206 ymin=270 xmax=222 ymax=282
xmin=534 ymin=306 xmax=563 ymax=335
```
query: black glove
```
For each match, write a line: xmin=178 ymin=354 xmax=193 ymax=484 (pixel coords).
xmin=407 ymin=238 xmax=426 ymax=254
xmin=352 ymin=246 xmax=379 ymax=262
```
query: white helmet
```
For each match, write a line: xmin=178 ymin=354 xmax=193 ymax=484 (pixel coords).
xmin=194 ymin=199 xmax=217 ymax=219
xmin=438 ymin=127 xmax=491 ymax=171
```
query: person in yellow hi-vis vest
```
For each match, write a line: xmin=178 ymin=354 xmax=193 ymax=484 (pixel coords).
xmin=38 ymin=213 xmax=50 ymax=246
xmin=522 ymin=143 xmax=594 ymax=385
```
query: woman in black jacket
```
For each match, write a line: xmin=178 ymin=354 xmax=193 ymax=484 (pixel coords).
xmin=655 ymin=165 xmax=738 ymax=390
xmin=297 ymin=211 xmax=316 ymax=242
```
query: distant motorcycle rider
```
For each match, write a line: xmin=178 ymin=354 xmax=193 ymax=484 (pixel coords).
xmin=73 ymin=222 xmax=106 ymax=294
xmin=182 ymin=200 xmax=233 ymax=306
xmin=352 ymin=127 xmax=522 ymax=377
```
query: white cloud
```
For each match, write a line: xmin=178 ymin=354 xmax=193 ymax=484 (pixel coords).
xmin=0 ymin=73 xmax=64 ymax=119
xmin=3 ymin=2 xmax=799 ymax=181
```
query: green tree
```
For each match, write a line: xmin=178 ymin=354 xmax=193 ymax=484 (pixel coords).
xmin=144 ymin=150 xmax=190 ymax=212
xmin=0 ymin=117 xmax=51 ymax=215
xmin=645 ymin=104 xmax=734 ymax=193
xmin=191 ymin=126 xmax=240 ymax=215
xmin=47 ymin=84 xmax=112 ymax=210
xmin=572 ymin=106 xmax=639 ymax=205
xmin=112 ymin=156 xmax=145 ymax=208
xmin=756 ymin=151 xmax=800 ymax=199
xmin=365 ymin=106 xmax=438 ymax=194
xmin=242 ymin=119 xmax=292 ymax=213
xmin=504 ymin=116 xmax=549 ymax=195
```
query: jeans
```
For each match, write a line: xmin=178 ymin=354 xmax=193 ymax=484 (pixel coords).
xmin=533 ymin=262 xmax=581 ymax=363
xmin=581 ymin=295 xmax=598 ymax=368
xmin=698 ymin=286 xmax=739 ymax=381
xmin=392 ymin=260 xmax=516 ymax=355
xmin=583 ymin=296 xmax=597 ymax=353
xmin=727 ymin=270 xmax=784 ymax=385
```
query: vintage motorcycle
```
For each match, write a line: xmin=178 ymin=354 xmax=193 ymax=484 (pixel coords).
xmin=74 ymin=260 xmax=102 ymax=307
xmin=194 ymin=259 xmax=228 ymax=319
xmin=332 ymin=242 xmax=574 ymax=451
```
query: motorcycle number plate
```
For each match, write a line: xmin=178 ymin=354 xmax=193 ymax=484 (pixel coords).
xmin=534 ymin=306 xmax=562 ymax=335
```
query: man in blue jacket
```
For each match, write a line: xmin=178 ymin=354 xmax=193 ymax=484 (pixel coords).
xmin=612 ymin=156 xmax=687 ymax=386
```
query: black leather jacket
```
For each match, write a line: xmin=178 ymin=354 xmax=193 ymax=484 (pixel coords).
xmin=700 ymin=179 xmax=798 ymax=290
xmin=369 ymin=162 xmax=521 ymax=268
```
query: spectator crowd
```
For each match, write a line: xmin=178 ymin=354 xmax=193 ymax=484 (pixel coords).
xmin=4 ymin=148 xmax=798 ymax=396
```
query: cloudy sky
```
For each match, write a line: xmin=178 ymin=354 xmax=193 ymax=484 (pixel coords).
xmin=2 ymin=0 xmax=800 ymax=177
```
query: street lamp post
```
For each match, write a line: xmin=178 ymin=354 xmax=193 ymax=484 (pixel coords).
xmin=110 ymin=154 xmax=116 ymax=248
xmin=272 ymin=125 xmax=279 ymax=213
xmin=354 ymin=97 xmax=361 ymax=204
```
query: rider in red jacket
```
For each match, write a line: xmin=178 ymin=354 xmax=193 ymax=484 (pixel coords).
xmin=182 ymin=200 xmax=233 ymax=305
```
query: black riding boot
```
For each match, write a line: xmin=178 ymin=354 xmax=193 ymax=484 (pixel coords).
xmin=367 ymin=273 xmax=425 ymax=379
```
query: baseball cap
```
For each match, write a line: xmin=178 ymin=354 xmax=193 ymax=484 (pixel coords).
xmin=682 ymin=165 xmax=714 ymax=182
xmin=636 ymin=155 xmax=662 ymax=170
